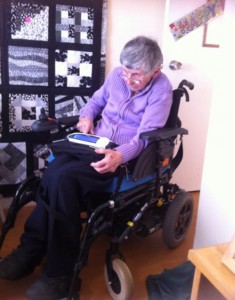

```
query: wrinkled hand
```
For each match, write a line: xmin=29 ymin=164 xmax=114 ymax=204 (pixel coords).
xmin=91 ymin=149 xmax=123 ymax=173
xmin=76 ymin=117 xmax=94 ymax=134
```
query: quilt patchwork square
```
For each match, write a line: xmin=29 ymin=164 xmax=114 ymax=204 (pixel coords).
xmin=0 ymin=142 xmax=26 ymax=184
xmin=55 ymin=49 xmax=92 ymax=88
xmin=55 ymin=94 xmax=88 ymax=118
xmin=9 ymin=93 xmax=49 ymax=132
xmin=8 ymin=46 xmax=48 ymax=86
xmin=56 ymin=5 xmax=94 ymax=44
xmin=10 ymin=1 xmax=49 ymax=41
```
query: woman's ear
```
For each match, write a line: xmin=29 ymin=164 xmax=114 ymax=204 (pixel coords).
xmin=152 ymin=67 xmax=161 ymax=78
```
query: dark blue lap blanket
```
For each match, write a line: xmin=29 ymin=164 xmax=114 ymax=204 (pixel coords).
xmin=146 ymin=261 xmax=195 ymax=300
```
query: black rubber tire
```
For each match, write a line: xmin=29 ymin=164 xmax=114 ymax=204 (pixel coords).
xmin=162 ymin=191 xmax=194 ymax=248
xmin=104 ymin=258 xmax=134 ymax=300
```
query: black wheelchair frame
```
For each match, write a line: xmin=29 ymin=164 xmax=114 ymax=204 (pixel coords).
xmin=0 ymin=79 xmax=194 ymax=300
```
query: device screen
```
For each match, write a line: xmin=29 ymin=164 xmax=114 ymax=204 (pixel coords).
xmin=73 ymin=134 xmax=99 ymax=143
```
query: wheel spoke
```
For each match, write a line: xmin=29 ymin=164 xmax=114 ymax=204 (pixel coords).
xmin=175 ymin=204 xmax=192 ymax=239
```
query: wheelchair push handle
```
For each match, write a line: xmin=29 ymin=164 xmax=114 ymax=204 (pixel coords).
xmin=179 ymin=79 xmax=194 ymax=90
xmin=176 ymin=80 xmax=194 ymax=103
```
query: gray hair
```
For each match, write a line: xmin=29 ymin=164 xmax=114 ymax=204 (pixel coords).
xmin=120 ymin=36 xmax=163 ymax=74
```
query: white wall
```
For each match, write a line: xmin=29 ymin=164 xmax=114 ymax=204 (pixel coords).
xmin=105 ymin=0 xmax=166 ymax=74
xmin=193 ymin=0 xmax=235 ymax=248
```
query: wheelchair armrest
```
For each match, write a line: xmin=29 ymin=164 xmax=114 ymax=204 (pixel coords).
xmin=57 ymin=115 xmax=79 ymax=127
xmin=139 ymin=127 xmax=188 ymax=141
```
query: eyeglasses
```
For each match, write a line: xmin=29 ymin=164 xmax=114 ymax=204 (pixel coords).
xmin=121 ymin=75 xmax=141 ymax=85
xmin=120 ymin=68 xmax=145 ymax=85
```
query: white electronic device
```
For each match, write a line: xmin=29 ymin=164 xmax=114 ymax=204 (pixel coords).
xmin=67 ymin=133 xmax=117 ymax=149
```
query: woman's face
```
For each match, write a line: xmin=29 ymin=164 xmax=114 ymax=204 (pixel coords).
xmin=121 ymin=66 xmax=160 ymax=93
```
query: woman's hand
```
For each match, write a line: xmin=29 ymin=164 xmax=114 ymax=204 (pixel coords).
xmin=90 ymin=149 xmax=123 ymax=173
xmin=76 ymin=117 xmax=94 ymax=134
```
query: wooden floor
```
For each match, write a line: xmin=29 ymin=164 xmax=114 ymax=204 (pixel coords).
xmin=0 ymin=192 xmax=199 ymax=300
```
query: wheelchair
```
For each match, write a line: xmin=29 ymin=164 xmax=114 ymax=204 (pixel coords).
xmin=0 ymin=79 xmax=194 ymax=300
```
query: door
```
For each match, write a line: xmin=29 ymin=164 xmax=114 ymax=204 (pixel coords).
xmin=161 ymin=0 xmax=223 ymax=191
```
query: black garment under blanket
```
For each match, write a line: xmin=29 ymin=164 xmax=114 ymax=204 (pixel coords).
xmin=19 ymin=153 xmax=120 ymax=277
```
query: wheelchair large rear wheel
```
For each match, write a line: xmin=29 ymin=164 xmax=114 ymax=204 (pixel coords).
xmin=162 ymin=191 xmax=193 ymax=248
xmin=104 ymin=258 xmax=134 ymax=300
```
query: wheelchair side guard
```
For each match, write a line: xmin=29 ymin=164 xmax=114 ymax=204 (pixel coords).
xmin=131 ymin=129 xmax=186 ymax=183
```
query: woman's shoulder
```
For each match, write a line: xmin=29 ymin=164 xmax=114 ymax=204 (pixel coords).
xmin=107 ymin=66 xmax=122 ymax=77
xmin=153 ymin=72 xmax=173 ymax=91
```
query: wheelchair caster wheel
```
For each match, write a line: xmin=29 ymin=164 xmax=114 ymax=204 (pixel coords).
xmin=104 ymin=258 xmax=134 ymax=300
xmin=163 ymin=191 xmax=193 ymax=248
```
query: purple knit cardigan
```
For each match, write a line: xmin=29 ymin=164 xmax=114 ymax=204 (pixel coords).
xmin=79 ymin=66 xmax=173 ymax=163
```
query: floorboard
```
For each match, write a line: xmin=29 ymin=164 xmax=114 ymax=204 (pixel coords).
xmin=0 ymin=192 xmax=199 ymax=300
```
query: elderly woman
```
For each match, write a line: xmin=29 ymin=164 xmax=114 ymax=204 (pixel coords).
xmin=0 ymin=36 xmax=172 ymax=300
